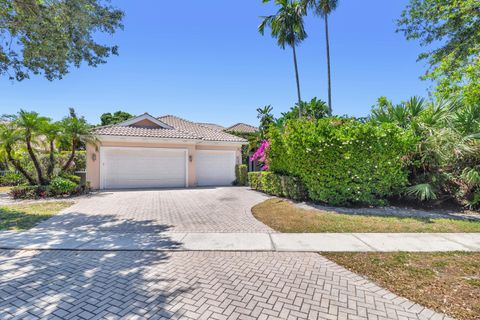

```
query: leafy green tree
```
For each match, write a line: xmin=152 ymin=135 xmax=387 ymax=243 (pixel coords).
xmin=0 ymin=0 xmax=124 ymax=81
xmin=303 ymin=0 xmax=338 ymax=113
xmin=259 ymin=0 xmax=307 ymax=114
xmin=14 ymin=110 xmax=50 ymax=185
xmin=397 ymin=0 xmax=480 ymax=104
xmin=100 ymin=111 xmax=134 ymax=126
xmin=61 ymin=108 xmax=97 ymax=172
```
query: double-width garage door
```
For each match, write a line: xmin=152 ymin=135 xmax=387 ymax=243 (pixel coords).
xmin=100 ymin=147 xmax=237 ymax=189
xmin=101 ymin=147 xmax=187 ymax=189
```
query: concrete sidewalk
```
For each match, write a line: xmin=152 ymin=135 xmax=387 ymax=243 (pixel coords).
xmin=0 ymin=230 xmax=478 ymax=252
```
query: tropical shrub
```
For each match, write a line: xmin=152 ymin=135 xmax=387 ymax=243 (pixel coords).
xmin=234 ymin=164 xmax=248 ymax=186
xmin=0 ymin=109 xmax=95 ymax=187
xmin=48 ymin=177 xmax=78 ymax=196
xmin=248 ymin=172 xmax=307 ymax=200
xmin=371 ymin=96 xmax=480 ymax=208
xmin=0 ymin=172 xmax=26 ymax=186
xmin=10 ymin=185 xmax=48 ymax=199
xmin=268 ymin=118 xmax=416 ymax=206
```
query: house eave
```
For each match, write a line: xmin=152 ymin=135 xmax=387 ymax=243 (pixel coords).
xmin=95 ymin=134 xmax=246 ymax=146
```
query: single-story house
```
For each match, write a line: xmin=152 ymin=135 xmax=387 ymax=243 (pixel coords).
xmin=86 ymin=113 xmax=248 ymax=190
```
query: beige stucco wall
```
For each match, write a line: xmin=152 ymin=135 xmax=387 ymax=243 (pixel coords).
xmin=86 ymin=139 xmax=242 ymax=190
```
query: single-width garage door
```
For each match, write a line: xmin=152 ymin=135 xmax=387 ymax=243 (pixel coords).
xmin=100 ymin=147 xmax=187 ymax=189
xmin=196 ymin=150 xmax=236 ymax=186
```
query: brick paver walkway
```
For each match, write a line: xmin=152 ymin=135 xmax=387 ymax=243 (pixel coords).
xmin=0 ymin=250 xmax=449 ymax=320
xmin=35 ymin=187 xmax=274 ymax=233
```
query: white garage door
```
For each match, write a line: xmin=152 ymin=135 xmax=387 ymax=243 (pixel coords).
xmin=196 ymin=150 xmax=236 ymax=186
xmin=101 ymin=147 xmax=187 ymax=189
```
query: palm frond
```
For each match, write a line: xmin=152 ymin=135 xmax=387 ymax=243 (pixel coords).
xmin=406 ymin=183 xmax=438 ymax=201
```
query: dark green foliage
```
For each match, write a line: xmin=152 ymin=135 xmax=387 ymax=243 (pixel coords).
xmin=277 ymin=98 xmax=329 ymax=127
xmin=268 ymin=118 xmax=416 ymax=206
xmin=0 ymin=172 xmax=26 ymax=186
xmin=248 ymin=172 xmax=307 ymax=200
xmin=100 ymin=111 xmax=134 ymax=126
xmin=0 ymin=0 xmax=124 ymax=81
xmin=371 ymin=97 xmax=480 ymax=208
xmin=48 ymin=177 xmax=78 ymax=196
xmin=234 ymin=164 xmax=248 ymax=186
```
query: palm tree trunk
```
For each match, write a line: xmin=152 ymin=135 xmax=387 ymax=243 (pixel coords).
xmin=292 ymin=45 xmax=302 ymax=117
xmin=25 ymin=135 xmax=46 ymax=185
xmin=325 ymin=14 xmax=332 ymax=115
xmin=61 ymin=139 xmax=76 ymax=172
xmin=6 ymin=149 xmax=36 ymax=185
xmin=47 ymin=140 xmax=55 ymax=178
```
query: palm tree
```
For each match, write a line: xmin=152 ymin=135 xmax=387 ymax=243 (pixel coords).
xmin=259 ymin=0 xmax=307 ymax=116
xmin=0 ymin=122 xmax=36 ymax=185
xmin=304 ymin=0 xmax=338 ymax=114
xmin=14 ymin=110 xmax=50 ymax=185
xmin=40 ymin=121 xmax=61 ymax=179
xmin=60 ymin=108 xmax=97 ymax=172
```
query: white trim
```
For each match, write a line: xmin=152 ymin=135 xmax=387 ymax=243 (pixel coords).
xmin=117 ymin=113 xmax=173 ymax=129
xmin=96 ymin=134 xmax=246 ymax=146
xmin=99 ymin=146 xmax=188 ymax=189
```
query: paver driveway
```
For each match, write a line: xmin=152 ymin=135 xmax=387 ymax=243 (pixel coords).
xmin=35 ymin=187 xmax=274 ymax=233
xmin=0 ymin=250 xmax=448 ymax=320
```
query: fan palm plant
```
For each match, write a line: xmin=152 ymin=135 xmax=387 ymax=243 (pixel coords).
xmin=303 ymin=0 xmax=338 ymax=114
xmin=372 ymin=96 xmax=480 ymax=206
xmin=259 ymin=0 xmax=307 ymax=115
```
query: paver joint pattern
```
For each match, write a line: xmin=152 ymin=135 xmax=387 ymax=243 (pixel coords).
xmin=35 ymin=187 xmax=274 ymax=233
xmin=0 ymin=250 xmax=449 ymax=320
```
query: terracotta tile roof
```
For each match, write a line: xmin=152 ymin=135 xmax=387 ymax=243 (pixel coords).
xmin=159 ymin=115 xmax=246 ymax=142
xmin=225 ymin=123 xmax=259 ymax=133
xmin=196 ymin=123 xmax=225 ymax=131
xmin=92 ymin=125 xmax=198 ymax=139
xmin=92 ymin=114 xmax=247 ymax=143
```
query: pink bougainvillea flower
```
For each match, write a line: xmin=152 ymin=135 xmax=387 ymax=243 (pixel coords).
xmin=251 ymin=140 xmax=270 ymax=171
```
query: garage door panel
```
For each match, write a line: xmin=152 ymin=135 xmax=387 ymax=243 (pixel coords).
xmin=196 ymin=150 xmax=236 ymax=186
xmin=101 ymin=147 xmax=187 ymax=189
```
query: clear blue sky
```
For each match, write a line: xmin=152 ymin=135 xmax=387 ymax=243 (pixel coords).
xmin=0 ymin=0 xmax=431 ymax=126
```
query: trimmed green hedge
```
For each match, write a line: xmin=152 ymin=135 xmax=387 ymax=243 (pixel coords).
xmin=268 ymin=118 xmax=416 ymax=206
xmin=234 ymin=164 xmax=248 ymax=186
xmin=248 ymin=172 xmax=307 ymax=200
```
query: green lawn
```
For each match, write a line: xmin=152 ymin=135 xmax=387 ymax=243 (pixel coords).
xmin=252 ymin=198 xmax=480 ymax=233
xmin=324 ymin=252 xmax=480 ymax=320
xmin=0 ymin=201 xmax=74 ymax=231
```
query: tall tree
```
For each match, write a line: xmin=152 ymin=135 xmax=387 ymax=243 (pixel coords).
xmin=259 ymin=0 xmax=307 ymax=116
xmin=397 ymin=0 xmax=480 ymax=105
xmin=40 ymin=121 xmax=61 ymax=178
xmin=0 ymin=0 xmax=124 ymax=81
xmin=304 ymin=0 xmax=338 ymax=114
xmin=61 ymin=108 xmax=97 ymax=172
xmin=14 ymin=110 xmax=50 ymax=185
xmin=100 ymin=111 xmax=134 ymax=126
